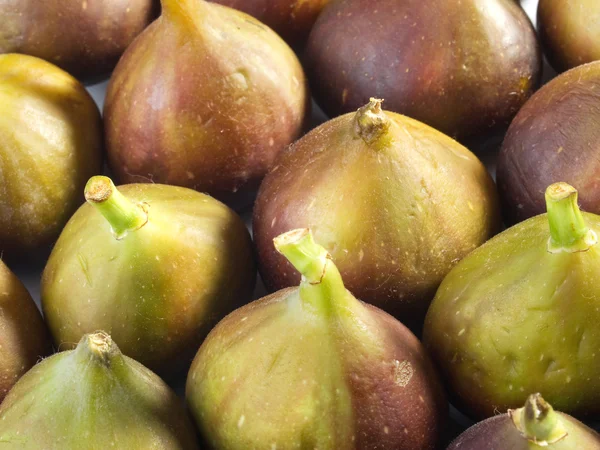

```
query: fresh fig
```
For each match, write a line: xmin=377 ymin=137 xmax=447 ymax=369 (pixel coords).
xmin=304 ymin=0 xmax=541 ymax=139
xmin=424 ymin=182 xmax=600 ymax=419
xmin=186 ymin=228 xmax=447 ymax=450
xmin=497 ymin=61 xmax=600 ymax=224
xmin=0 ymin=0 xmax=157 ymax=79
xmin=41 ymin=176 xmax=256 ymax=375
xmin=0 ymin=54 xmax=103 ymax=256
xmin=253 ymin=99 xmax=500 ymax=331
xmin=448 ymin=394 xmax=600 ymax=449
xmin=0 ymin=260 xmax=50 ymax=403
xmin=0 ymin=331 xmax=199 ymax=449
xmin=104 ymin=0 xmax=310 ymax=204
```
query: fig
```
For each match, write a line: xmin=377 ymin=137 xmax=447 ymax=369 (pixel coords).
xmin=0 ymin=332 xmax=199 ymax=449
xmin=423 ymin=182 xmax=600 ymax=419
xmin=104 ymin=0 xmax=310 ymax=204
xmin=304 ymin=0 xmax=541 ymax=139
xmin=0 ymin=260 xmax=51 ymax=403
xmin=41 ymin=176 xmax=256 ymax=375
xmin=0 ymin=0 xmax=157 ymax=79
xmin=497 ymin=61 xmax=600 ymax=224
xmin=538 ymin=0 xmax=600 ymax=73
xmin=253 ymin=99 xmax=500 ymax=331
xmin=448 ymin=394 xmax=600 ymax=449
xmin=0 ymin=54 xmax=103 ymax=256
xmin=186 ymin=228 xmax=447 ymax=450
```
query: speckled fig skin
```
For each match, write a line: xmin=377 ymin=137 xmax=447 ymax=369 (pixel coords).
xmin=104 ymin=0 xmax=309 ymax=204
xmin=209 ymin=0 xmax=329 ymax=48
xmin=497 ymin=62 xmax=600 ymax=225
xmin=253 ymin=100 xmax=500 ymax=332
xmin=0 ymin=332 xmax=199 ymax=449
xmin=304 ymin=0 xmax=541 ymax=139
xmin=186 ymin=229 xmax=447 ymax=450
xmin=538 ymin=0 xmax=600 ymax=73
xmin=0 ymin=0 xmax=158 ymax=79
xmin=0 ymin=260 xmax=51 ymax=403
xmin=0 ymin=54 xmax=103 ymax=256
xmin=41 ymin=178 xmax=256 ymax=376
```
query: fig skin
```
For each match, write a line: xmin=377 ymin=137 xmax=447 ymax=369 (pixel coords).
xmin=0 ymin=0 xmax=158 ymax=79
xmin=304 ymin=0 xmax=541 ymax=139
xmin=104 ymin=0 xmax=310 ymax=203
xmin=0 ymin=54 xmax=103 ymax=256
xmin=0 ymin=260 xmax=51 ymax=403
xmin=0 ymin=332 xmax=199 ymax=449
xmin=538 ymin=0 xmax=600 ymax=73
xmin=253 ymin=99 xmax=500 ymax=332
xmin=186 ymin=229 xmax=447 ymax=450
xmin=423 ymin=183 xmax=600 ymax=419
xmin=41 ymin=177 xmax=256 ymax=376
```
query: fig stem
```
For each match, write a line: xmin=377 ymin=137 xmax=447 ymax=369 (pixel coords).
xmin=354 ymin=98 xmax=392 ymax=146
xmin=274 ymin=229 xmax=350 ymax=314
xmin=76 ymin=332 xmax=119 ymax=367
xmin=84 ymin=176 xmax=148 ymax=240
xmin=509 ymin=393 xmax=568 ymax=445
xmin=545 ymin=182 xmax=597 ymax=253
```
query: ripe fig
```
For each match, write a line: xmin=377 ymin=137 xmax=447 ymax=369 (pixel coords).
xmin=186 ymin=229 xmax=447 ymax=450
xmin=448 ymin=394 xmax=600 ymax=449
xmin=424 ymin=183 xmax=600 ymax=419
xmin=0 ymin=0 xmax=158 ymax=79
xmin=104 ymin=0 xmax=310 ymax=204
xmin=304 ymin=0 xmax=541 ymax=139
xmin=41 ymin=176 xmax=256 ymax=375
xmin=497 ymin=61 xmax=600 ymax=224
xmin=253 ymin=99 xmax=500 ymax=332
xmin=0 ymin=260 xmax=51 ymax=403
xmin=0 ymin=332 xmax=199 ymax=449
xmin=0 ymin=54 xmax=103 ymax=256
xmin=538 ymin=0 xmax=600 ymax=73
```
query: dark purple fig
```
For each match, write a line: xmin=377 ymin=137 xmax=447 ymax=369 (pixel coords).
xmin=497 ymin=61 xmax=600 ymax=225
xmin=304 ymin=0 xmax=541 ymax=139
xmin=41 ymin=176 xmax=256 ymax=375
xmin=424 ymin=183 xmax=600 ymax=419
xmin=538 ymin=0 xmax=600 ymax=73
xmin=0 ymin=0 xmax=157 ymax=79
xmin=104 ymin=0 xmax=310 ymax=204
xmin=448 ymin=394 xmax=600 ymax=449
xmin=0 ymin=332 xmax=199 ymax=449
xmin=186 ymin=228 xmax=447 ymax=450
xmin=0 ymin=260 xmax=51 ymax=403
xmin=253 ymin=99 xmax=500 ymax=331
xmin=0 ymin=54 xmax=103 ymax=256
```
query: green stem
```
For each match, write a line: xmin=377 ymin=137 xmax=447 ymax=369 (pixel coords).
xmin=545 ymin=182 xmax=597 ymax=253
xmin=509 ymin=394 xmax=568 ymax=445
xmin=84 ymin=176 xmax=148 ymax=240
xmin=75 ymin=332 xmax=120 ymax=367
xmin=273 ymin=229 xmax=351 ymax=315
xmin=161 ymin=0 xmax=203 ymax=22
xmin=353 ymin=98 xmax=392 ymax=148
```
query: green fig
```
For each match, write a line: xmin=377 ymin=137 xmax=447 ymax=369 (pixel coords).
xmin=253 ymin=99 xmax=500 ymax=332
xmin=0 ymin=54 xmax=103 ymax=256
xmin=424 ymin=182 xmax=600 ymax=419
xmin=41 ymin=176 xmax=256 ymax=375
xmin=186 ymin=228 xmax=447 ymax=450
xmin=0 ymin=332 xmax=199 ymax=449
xmin=0 ymin=260 xmax=51 ymax=403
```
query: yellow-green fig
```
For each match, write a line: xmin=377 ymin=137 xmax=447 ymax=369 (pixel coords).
xmin=186 ymin=229 xmax=447 ymax=450
xmin=424 ymin=183 xmax=600 ymax=419
xmin=41 ymin=176 xmax=256 ymax=375
xmin=0 ymin=332 xmax=199 ymax=449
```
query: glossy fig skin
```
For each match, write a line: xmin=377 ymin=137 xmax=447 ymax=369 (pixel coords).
xmin=0 ymin=332 xmax=199 ymax=449
xmin=538 ymin=0 xmax=600 ymax=73
xmin=0 ymin=260 xmax=51 ymax=403
xmin=0 ymin=54 xmax=103 ymax=255
xmin=497 ymin=62 xmax=600 ymax=225
xmin=41 ymin=182 xmax=256 ymax=376
xmin=304 ymin=0 xmax=541 ymax=139
xmin=105 ymin=0 xmax=310 ymax=203
xmin=0 ymin=0 xmax=157 ymax=79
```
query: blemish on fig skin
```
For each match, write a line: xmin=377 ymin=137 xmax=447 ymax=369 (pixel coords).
xmin=393 ymin=360 xmax=413 ymax=387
